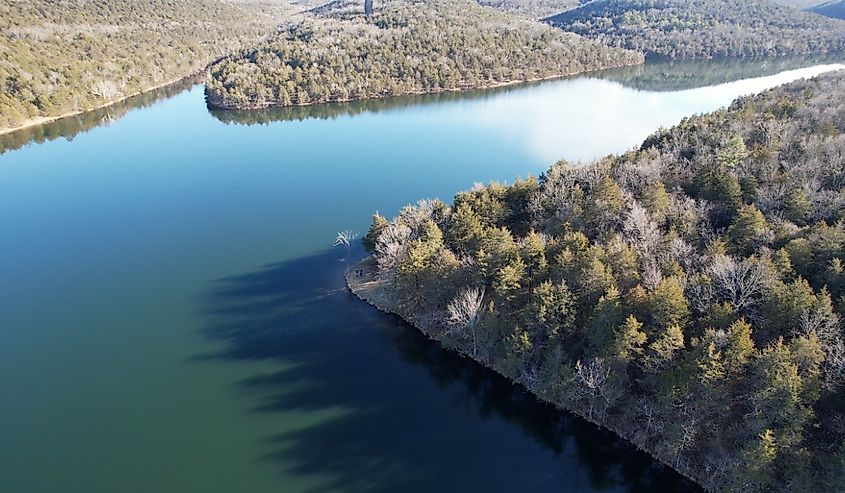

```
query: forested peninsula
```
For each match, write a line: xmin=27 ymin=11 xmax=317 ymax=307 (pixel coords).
xmin=204 ymin=0 xmax=643 ymax=110
xmin=546 ymin=0 xmax=845 ymax=60
xmin=0 ymin=0 xmax=297 ymax=133
xmin=351 ymin=70 xmax=845 ymax=492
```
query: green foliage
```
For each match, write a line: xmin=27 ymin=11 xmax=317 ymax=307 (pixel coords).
xmin=724 ymin=319 xmax=755 ymax=375
xmin=367 ymin=71 xmax=845 ymax=491
xmin=646 ymin=277 xmax=689 ymax=331
xmin=717 ymin=135 xmax=748 ymax=169
xmin=447 ymin=203 xmax=485 ymax=252
xmin=750 ymin=338 xmax=813 ymax=449
xmin=727 ymin=204 xmax=767 ymax=255
xmin=526 ymin=280 xmax=575 ymax=338
xmin=613 ymin=315 xmax=648 ymax=363
xmin=785 ymin=188 xmax=811 ymax=225
xmin=642 ymin=182 xmax=671 ymax=224
xmin=494 ymin=256 xmax=526 ymax=302
xmin=363 ymin=212 xmax=390 ymax=252
xmin=645 ymin=324 xmax=685 ymax=370
xmin=735 ymin=429 xmax=777 ymax=491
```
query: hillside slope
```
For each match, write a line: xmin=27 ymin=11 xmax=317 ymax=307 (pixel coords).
xmin=546 ymin=0 xmax=845 ymax=59
xmin=205 ymin=0 xmax=644 ymax=110
xmin=476 ymin=0 xmax=583 ymax=19
xmin=358 ymin=69 xmax=845 ymax=492
xmin=0 ymin=0 xmax=293 ymax=133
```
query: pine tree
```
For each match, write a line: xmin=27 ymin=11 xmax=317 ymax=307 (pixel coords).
xmin=717 ymin=135 xmax=748 ymax=169
xmin=520 ymin=230 xmax=548 ymax=292
xmin=724 ymin=318 xmax=755 ymax=375
xmin=645 ymin=324 xmax=685 ymax=370
xmin=363 ymin=212 xmax=389 ymax=252
xmin=447 ymin=203 xmax=484 ymax=252
xmin=728 ymin=203 xmax=767 ymax=255
xmin=642 ymin=181 xmax=671 ymax=224
xmin=646 ymin=276 xmax=690 ymax=331
xmin=527 ymin=280 xmax=575 ymax=338
xmin=613 ymin=315 xmax=648 ymax=363
xmin=495 ymin=256 xmax=526 ymax=303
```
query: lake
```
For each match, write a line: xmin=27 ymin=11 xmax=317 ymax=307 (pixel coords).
xmin=1 ymin=58 xmax=843 ymax=492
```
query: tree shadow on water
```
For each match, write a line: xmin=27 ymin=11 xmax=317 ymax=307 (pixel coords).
xmin=199 ymin=246 xmax=700 ymax=493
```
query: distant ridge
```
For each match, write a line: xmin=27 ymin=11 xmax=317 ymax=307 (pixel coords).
xmin=546 ymin=0 xmax=845 ymax=59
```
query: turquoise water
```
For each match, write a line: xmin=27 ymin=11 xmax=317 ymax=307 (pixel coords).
xmin=1 ymin=61 xmax=842 ymax=492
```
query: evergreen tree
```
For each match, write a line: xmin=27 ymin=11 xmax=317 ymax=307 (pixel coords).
xmin=646 ymin=276 xmax=690 ymax=331
xmin=613 ymin=315 xmax=648 ymax=363
xmin=494 ymin=256 xmax=526 ymax=303
xmin=363 ymin=212 xmax=389 ymax=252
xmin=728 ymin=203 xmax=767 ymax=255
xmin=447 ymin=203 xmax=484 ymax=252
xmin=724 ymin=318 xmax=755 ymax=375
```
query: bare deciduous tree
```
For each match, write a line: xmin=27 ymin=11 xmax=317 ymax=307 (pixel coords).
xmin=374 ymin=223 xmax=411 ymax=279
xmin=571 ymin=358 xmax=620 ymax=421
xmin=623 ymin=201 xmax=661 ymax=257
xmin=333 ymin=230 xmax=358 ymax=247
xmin=446 ymin=286 xmax=485 ymax=356
xmin=706 ymin=255 xmax=769 ymax=313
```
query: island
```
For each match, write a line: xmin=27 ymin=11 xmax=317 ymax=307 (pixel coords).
xmin=350 ymin=69 xmax=845 ymax=492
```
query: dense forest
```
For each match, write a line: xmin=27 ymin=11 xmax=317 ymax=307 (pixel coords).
xmin=355 ymin=70 xmax=845 ymax=491
xmin=811 ymin=0 xmax=845 ymax=20
xmin=205 ymin=0 xmax=643 ymax=110
xmin=0 ymin=0 xmax=296 ymax=132
xmin=475 ymin=0 xmax=583 ymax=19
xmin=546 ymin=0 xmax=845 ymax=59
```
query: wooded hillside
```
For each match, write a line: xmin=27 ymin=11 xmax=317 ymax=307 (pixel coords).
xmin=0 ymin=0 xmax=293 ymax=132
xmin=205 ymin=0 xmax=643 ymax=110
xmin=546 ymin=0 xmax=845 ymax=59
xmin=361 ymin=70 xmax=845 ymax=491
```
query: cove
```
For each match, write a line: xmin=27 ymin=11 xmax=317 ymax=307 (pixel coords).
xmin=0 ymin=58 xmax=842 ymax=492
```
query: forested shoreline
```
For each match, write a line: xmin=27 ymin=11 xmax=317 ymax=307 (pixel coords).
xmin=546 ymin=0 xmax=845 ymax=60
xmin=5 ymin=0 xmax=845 ymax=130
xmin=205 ymin=0 xmax=643 ymax=110
xmin=353 ymin=70 xmax=845 ymax=492
xmin=0 ymin=0 xmax=301 ymax=133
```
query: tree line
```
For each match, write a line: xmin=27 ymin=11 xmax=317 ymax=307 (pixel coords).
xmin=205 ymin=0 xmax=643 ymax=110
xmin=361 ymin=70 xmax=845 ymax=491
xmin=0 ymin=0 xmax=292 ymax=132
xmin=546 ymin=0 xmax=845 ymax=59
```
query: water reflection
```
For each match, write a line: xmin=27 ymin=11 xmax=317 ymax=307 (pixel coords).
xmin=598 ymin=54 xmax=845 ymax=92
xmin=0 ymin=77 xmax=198 ymax=155
xmin=201 ymin=246 xmax=700 ymax=492
xmin=4 ymin=58 xmax=841 ymax=159
xmin=206 ymin=62 xmax=845 ymax=163
xmin=207 ymin=56 xmax=844 ymax=129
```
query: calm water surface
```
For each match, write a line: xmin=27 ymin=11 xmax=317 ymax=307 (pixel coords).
xmin=1 ymin=60 xmax=843 ymax=492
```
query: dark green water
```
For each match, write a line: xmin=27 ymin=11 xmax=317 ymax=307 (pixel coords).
xmin=1 ymin=61 xmax=842 ymax=492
